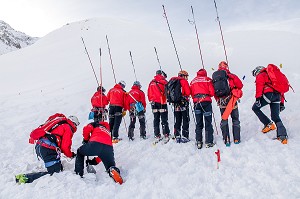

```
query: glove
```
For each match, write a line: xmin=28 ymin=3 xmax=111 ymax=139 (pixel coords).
xmin=255 ymin=98 xmax=261 ymax=108
xmin=72 ymin=152 xmax=77 ymax=158
xmin=86 ymin=157 xmax=99 ymax=165
xmin=280 ymin=103 xmax=285 ymax=112
xmin=82 ymin=139 xmax=88 ymax=145
xmin=122 ymin=111 xmax=126 ymax=117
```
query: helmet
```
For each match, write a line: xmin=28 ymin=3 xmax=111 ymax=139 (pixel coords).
xmin=68 ymin=115 xmax=80 ymax=126
xmin=133 ymin=81 xmax=141 ymax=88
xmin=97 ymin=86 xmax=106 ymax=93
xmin=178 ymin=70 xmax=189 ymax=77
xmin=156 ymin=70 xmax=167 ymax=78
xmin=252 ymin=66 xmax=265 ymax=77
xmin=118 ymin=80 xmax=126 ymax=88
xmin=218 ymin=61 xmax=228 ymax=69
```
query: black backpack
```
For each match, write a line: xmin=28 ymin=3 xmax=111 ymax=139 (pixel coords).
xmin=166 ymin=78 xmax=182 ymax=103
xmin=212 ymin=70 xmax=230 ymax=97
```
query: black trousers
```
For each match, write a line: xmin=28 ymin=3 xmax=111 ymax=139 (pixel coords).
xmin=194 ymin=101 xmax=214 ymax=144
xmin=151 ymin=102 xmax=170 ymax=137
xmin=174 ymin=104 xmax=190 ymax=139
xmin=128 ymin=110 xmax=146 ymax=137
xmin=252 ymin=92 xmax=287 ymax=137
xmin=75 ymin=141 xmax=115 ymax=176
xmin=220 ymin=106 xmax=240 ymax=142
xmin=109 ymin=105 xmax=123 ymax=138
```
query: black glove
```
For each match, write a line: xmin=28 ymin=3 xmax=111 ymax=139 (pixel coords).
xmin=82 ymin=139 xmax=88 ymax=145
xmin=280 ymin=103 xmax=285 ymax=112
xmin=255 ymin=98 xmax=261 ymax=107
xmin=72 ymin=152 xmax=77 ymax=158
xmin=86 ymin=157 xmax=98 ymax=165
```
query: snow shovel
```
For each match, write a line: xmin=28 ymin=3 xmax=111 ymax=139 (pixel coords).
xmin=86 ymin=157 xmax=96 ymax=174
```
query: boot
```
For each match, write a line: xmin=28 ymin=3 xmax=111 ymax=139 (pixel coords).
xmin=262 ymin=122 xmax=276 ymax=133
xmin=108 ymin=166 xmax=123 ymax=184
xmin=196 ymin=141 xmax=203 ymax=149
xmin=15 ymin=174 xmax=28 ymax=184
xmin=128 ymin=128 xmax=134 ymax=140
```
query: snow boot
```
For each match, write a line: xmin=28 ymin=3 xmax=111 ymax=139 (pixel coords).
xmin=205 ymin=143 xmax=215 ymax=148
xmin=112 ymin=137 xmax=122 ymax=144
xmin=262 ymin=122 xmax=276 ymax=133
xmin=234 ymin=140 xmax=240 ymax=144
xmin=277 ymin=136 xmax=288 ymax=144
xmin=15 ymin=174 xmax=28 ymax=184
xmin=196 ymin=141 xmax=203 ymax=149
xmin=108 ymin=166 xmax=123 ymax=185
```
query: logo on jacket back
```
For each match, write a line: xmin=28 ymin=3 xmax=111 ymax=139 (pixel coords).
xmin=212 ymin=70 xmax=230 ymax=97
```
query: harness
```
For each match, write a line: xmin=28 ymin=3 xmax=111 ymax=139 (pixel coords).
xmin=36 ymin=138 xmax=61 ymax=168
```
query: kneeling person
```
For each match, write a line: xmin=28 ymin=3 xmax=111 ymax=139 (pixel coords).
xmin=74 ymin=120 xmax=123 ymax=184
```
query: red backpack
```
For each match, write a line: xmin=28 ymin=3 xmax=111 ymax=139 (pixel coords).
xmin=265 ymin=64 xmax=290 ymax=93
xmin=29 ymin=113 xmax=69 ymax=144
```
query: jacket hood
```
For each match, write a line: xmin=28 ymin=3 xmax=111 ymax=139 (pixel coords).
xmin=197 ymin=69 xmax=207 ymax=77
xmin=131 ymin=85 xmax=141 ymax=90
xmin=154 ymin=74 xmax=166 ymax=81
xmin=114 ymin=84 xmax=123 ymax=89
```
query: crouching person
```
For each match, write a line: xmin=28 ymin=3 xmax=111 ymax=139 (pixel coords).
xmin=15 ymin=114 xmax=79 ymax=184
xmin=74 ymin=120 xmax=123 ymax=184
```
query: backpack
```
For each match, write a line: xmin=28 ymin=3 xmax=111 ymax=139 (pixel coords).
xmin=29 ymin=113 xmax=69 ymax=144
xmin=166 ymin=78 xmax=182 ymax=103
xmin=265 ymin=64 xmax=290 ymax=93
xmin=212 ymin=70 xmax=231 ymax=97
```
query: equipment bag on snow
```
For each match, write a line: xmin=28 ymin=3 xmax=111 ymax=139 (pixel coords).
xmin=266 ymin=64 xmax=290 ymax=93
xmin=166 ymin=78 xmax=182 ymax=103
xmin=212 ymin=70 xmax=230 ymax=97
xmin=29 ymin=113 xmax=69 ymax=144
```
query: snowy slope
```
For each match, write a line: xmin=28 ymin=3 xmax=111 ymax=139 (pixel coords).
xmin=0 ymin=18 xmax=300 ymax=199
xmin=0 ymin=20 xmax=38 ymax=55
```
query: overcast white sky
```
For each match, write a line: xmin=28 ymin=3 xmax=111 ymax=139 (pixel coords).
xmin=0 ymin=0 xmax=299 ymax=37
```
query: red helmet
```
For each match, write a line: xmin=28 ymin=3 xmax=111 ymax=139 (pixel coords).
xmin=218 ymin=61 xmax=228 ymax=69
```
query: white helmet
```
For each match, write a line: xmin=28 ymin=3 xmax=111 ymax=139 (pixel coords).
xmin=68 ymin=115 xmax=80 ymax=126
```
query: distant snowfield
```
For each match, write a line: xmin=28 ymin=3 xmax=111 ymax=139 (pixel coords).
xmin=0 ymin=18 xmax=299 ymax=198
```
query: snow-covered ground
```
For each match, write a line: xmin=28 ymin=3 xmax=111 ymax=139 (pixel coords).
xmin=0 ymin=18 xmax=299 ymax=199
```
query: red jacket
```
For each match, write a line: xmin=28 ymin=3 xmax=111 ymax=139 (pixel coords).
xmin=83 ymin=121 xmax=112 ymax=146
xmin=169 ymin=76 xmax=191 ymax=99
xmin=255 ymin=69 xmax=284 ymax=103
xmin=126 ymin=85 xmax=146 ymax=110
xmin=107 ymin=84 xmax=127 ymax=109
xmin=51 ymin=122 xmax=77 ymax=158
xmin=147 ymin=74 xmax=168 ymax=104
xmin=91 ymin=91 xmax=109 ymax=108
xmin=190 ymin=70 xmax=215 ymax=103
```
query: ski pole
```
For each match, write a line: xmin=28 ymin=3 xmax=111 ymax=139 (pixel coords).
xmin=105 ymin=35 xmax=128 ymax=134
xmin=129 ymin=51 xmax=138 ymax=81
xmin=105 ymin=35 xmax=117 ymax=84
xmin=213 ymin=0 xmax=229 ymax=66
xmin=188 ymin=6 xmax=205 ymax=69
xmin=154 ymin=47 xmax=162 ymax=70
xmin=212 ymin=111 xmax=219 ymax=135
xmin=81 ymin=37 xmax=99 ymax=85
xmin=162 ymin=5 xmax=182 ymax=70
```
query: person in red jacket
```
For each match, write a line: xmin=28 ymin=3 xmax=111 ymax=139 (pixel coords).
xmin=74 ymin=121 xmax=123 ymax=184
xmin=251 ymin=66 xmax=288 ymax=144
xmin=147 ymin=70 xmax=170 ymax=142
xmin=90 ymin=86 xmax=109 ymax=122
xmin=215 ymin=61 xmax=243 ymax=146
xmin=107 ymin=80 xmax=127 ymax=142
xmin=126 ymin=81 xmax=147 ymax=140
xmin=169 ymin=70 xmax=191 ymax=143
xmin=15 ymin=114 xmax=79 ymax=184
xmin=190 ymin=69 xmax=215 ymax=149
